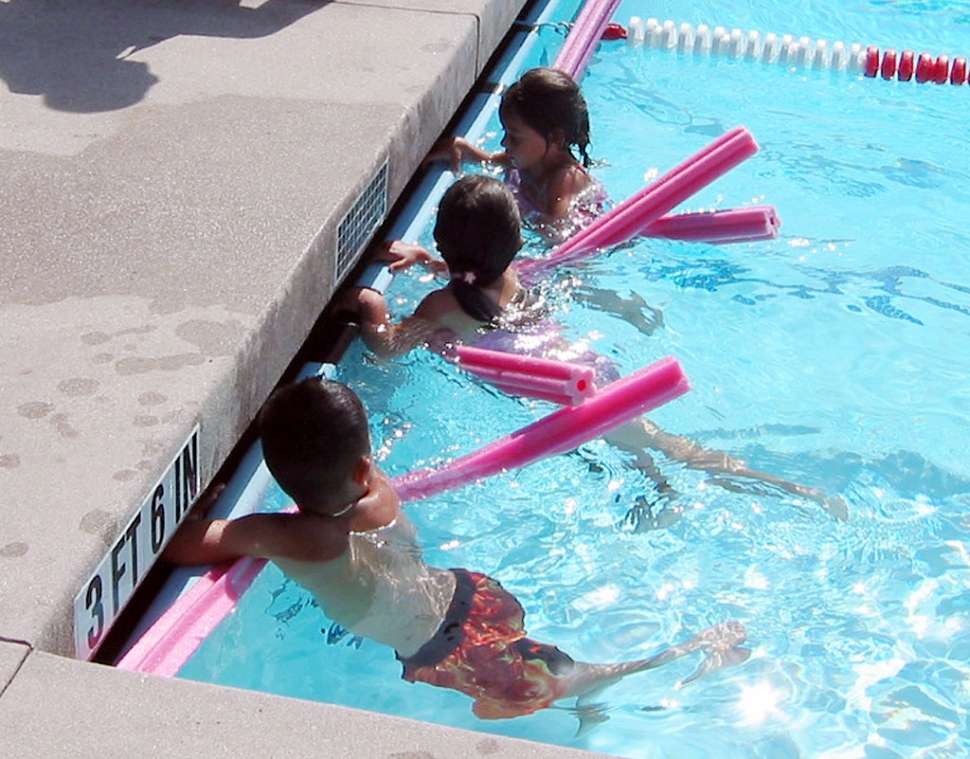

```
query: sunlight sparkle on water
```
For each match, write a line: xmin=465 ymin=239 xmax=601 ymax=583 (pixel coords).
xmin=945 ymin=540 xmax=970 ymax=565
xmin=572 ymin=583 xmax=621 ymax=613
xmin=736 ymin=680 xmax=786 ymax=726
xmin=743 ymin=566 xmax=769 ymax=590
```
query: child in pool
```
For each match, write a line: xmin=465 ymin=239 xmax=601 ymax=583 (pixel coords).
xmin=340 ymin=175 xmax=848 ymax=521
xmin=428 ymin=67 xmax=607 ymax=242
xmin=427 ymin=67 xmax=659 ymax=337
xmin=164 ymin=377 xmax=748 ymax=720
xmin=341 ymin=174 xmax=537 ymax=359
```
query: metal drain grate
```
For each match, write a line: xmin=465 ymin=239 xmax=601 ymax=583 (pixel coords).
xmin=336 ymin=160 xmax=388 ymax=282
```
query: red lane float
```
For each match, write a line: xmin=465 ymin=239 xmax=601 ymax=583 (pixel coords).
xmin=952 ymin=57 xmax=968 ymax=85
xmin=898 ymin=49 xmax=916 ymax=81
xmin=916 ymin=52 xmax=935 ymax=83
xmin=865 ymin=45 xmax=880 ymax=77
xmin=601 ymin=22 xmax=627 ymax=41
xmin=880 ymin=49 xmax=897 ymax=79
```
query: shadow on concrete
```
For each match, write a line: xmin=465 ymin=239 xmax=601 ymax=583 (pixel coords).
xmin=0 ymin=0 xmax=327 ymax=113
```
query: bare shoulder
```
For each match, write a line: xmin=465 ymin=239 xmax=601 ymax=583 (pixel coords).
xmin=548 ymin=163 xmax=591 ymax=198
xmin=227 ymin=512 xmax=349 ymax=563
xmin=414 ymin=287 xmax=461 ymax=323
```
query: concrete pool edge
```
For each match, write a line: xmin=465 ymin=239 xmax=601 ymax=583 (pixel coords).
xmin=1 ymin=639 xmax=611 ymax=759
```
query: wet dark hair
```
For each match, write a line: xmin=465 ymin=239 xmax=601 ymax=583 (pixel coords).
xmin=434 ymin=175 xmax=522 ymax=322
xmin=258 ymin=378 xmax=370 ymax=511
xmin=500 ymin=67 xmax=592 ymax=168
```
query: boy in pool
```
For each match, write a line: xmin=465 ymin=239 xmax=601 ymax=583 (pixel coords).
xmin=340 ymin=175 xmax=848 ymax=521
xmin=164 ymin=377 xmax=749 ymax=720
xmin=428 ymin=67 xmax=607 ymax=242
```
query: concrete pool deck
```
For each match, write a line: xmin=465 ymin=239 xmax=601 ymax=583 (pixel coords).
xmin=0 ymin=0 xmax=610 ymax=756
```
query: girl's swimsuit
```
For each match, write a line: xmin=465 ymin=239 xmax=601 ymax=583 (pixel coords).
xmin=397 ymin=568 xmax=575 ymax=719
xmin=506 ymin=167 xmax=609 ymax=242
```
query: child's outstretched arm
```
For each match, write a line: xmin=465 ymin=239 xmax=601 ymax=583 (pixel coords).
xmin=338 ymin=286 xmax=439 ymax=359
xmin=425 ymin=136 xmax=511 ymax=174
xmin=163 ymin=513 xmax=348 ymax=566
xmin=373 ymin=239 xmax=447 ymax=274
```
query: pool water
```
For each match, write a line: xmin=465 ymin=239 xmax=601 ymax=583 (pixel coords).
xmin=178 ymin=1 xmax=970 ymax=756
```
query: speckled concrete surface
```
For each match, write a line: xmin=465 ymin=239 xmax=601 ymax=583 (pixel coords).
xmin=0 ymin=649 xmax=609 ymax=759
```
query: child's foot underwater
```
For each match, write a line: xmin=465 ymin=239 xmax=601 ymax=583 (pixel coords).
xmin=554 ymin=620 xmax=752 ymax=734
xmin=621 ymin=491 xmax=683 ymax=532
xmin=573 ymin=285 xmax=665 ymax=336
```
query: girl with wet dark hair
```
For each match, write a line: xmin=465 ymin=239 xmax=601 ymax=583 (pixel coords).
xmin=427 ymin=68 xmax=607 ymax=241
xmin=338 ymin=175 xmax=534 ymax=357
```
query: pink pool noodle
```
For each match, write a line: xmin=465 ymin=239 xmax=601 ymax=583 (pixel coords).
xmin=454 ymin=344 xmax=596 ymax=405
xmin=117 ymin=357 xmax=689 ymax=675
xmin=554 ymin=0 xmax=624 ymax=80
xmin=491 ymin=382 xmax=585 ymax=406
xmin=642 ymin=205 xmax=781 ymax=244
xmin=117 ymin=556 xmax=268 ymax=677
xmin=463 ymin=368 xmax=593 ymax=406
xmin=393 ymin=356 xmax=689 ymax=502
xmin=514 ymin=126 xmax=759 ymax=282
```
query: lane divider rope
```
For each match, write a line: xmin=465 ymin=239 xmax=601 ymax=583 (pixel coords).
xmin=623 ymin=17 xmax=968 ymax=86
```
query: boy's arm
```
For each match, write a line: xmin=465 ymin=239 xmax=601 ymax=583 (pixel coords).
xmin=163 ymin=513 xmax=345 ymax=566
xmin=353 ymin=287 xmax=437 ymax=358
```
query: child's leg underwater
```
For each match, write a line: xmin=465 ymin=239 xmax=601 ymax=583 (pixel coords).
xmin=605 ymin=418 xmax=848 ymax=520
xmin=559 ymin=620 xmax=751 ymax=701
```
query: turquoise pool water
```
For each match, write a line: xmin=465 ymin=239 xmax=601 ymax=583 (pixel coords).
xmin=178 ymin=1 xmax=970 ymax=756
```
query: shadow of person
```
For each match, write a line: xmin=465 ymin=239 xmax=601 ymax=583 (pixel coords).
xmin=0 ymin=0 xmax=328 ymax=113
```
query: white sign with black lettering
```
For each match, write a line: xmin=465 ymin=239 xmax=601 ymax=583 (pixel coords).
xmin=74 ymin=425 xmax=200 ymax=660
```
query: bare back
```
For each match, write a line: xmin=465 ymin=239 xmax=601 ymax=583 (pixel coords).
xmin=274 ymin=513 xmax=456 ymax=658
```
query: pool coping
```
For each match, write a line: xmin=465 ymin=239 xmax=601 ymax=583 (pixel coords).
xmin=0 ymin=0 xmax=610 ymax=755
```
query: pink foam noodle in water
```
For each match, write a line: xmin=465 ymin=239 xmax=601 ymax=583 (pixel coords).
xmin=553 ymin=0 xmax=624 ymax=80
xmin=642 ymin=205 xmax=781 ymax=244
xmin=514 ymin=126 xmax=760 ymax=282
xmin=117 ymin=554 xmax=274 ymax=677
xmin=117 ymin=358 xmax=688 ymax=676
xmin=453 ymin=344 xmax=596 ymax=406
xmin=392 ymin=356 xmax=690 ymax=502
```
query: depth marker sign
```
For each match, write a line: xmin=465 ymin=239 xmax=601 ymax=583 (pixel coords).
xmin=74 ymin=425 xmax=200 ymax=660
